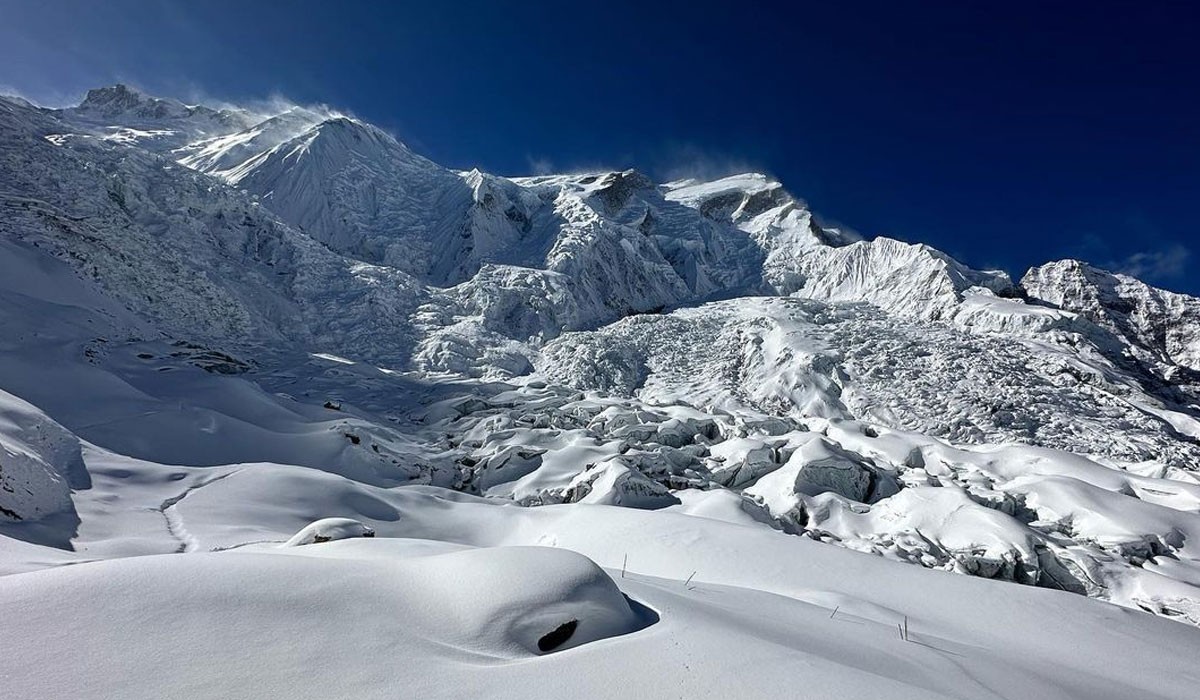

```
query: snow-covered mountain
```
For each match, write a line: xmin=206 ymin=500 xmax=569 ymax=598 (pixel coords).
xmin=1023 ymin=259 xmax=1200 ymax=378
xmin=3 ymin=85 xmax=1200 ymax=698
xmin=62 ymin=84 xmax=260 ymax=150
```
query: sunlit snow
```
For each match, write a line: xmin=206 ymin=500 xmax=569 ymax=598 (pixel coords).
xmin=1 ymin=85 xmax=1198 ymax=698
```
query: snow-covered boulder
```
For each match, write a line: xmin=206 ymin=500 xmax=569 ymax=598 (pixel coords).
xmin=282 ymin=517 xmax=375 ymax=546
xmin=747 ymin=436 xmax=875 ymax=514
xmin=565 ymin=461 xmax=680 ymax=509
xmin=708 ymin=436 xmax=783 ymax=487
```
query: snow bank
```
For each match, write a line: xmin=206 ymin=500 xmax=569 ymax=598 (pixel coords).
xmin=0 ymin=390 xmax=82 ymax=521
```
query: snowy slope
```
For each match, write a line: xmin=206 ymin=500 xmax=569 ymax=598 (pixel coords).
xmin=2 ymin=85 xmax=1200 ymax=697
xmin=219 ymin=116 xmax=476 ymax=276
xmin=5 ymin=484 xmax=1199 ymax=700
xmin=175 ymin=106 xmax=327 ymax=176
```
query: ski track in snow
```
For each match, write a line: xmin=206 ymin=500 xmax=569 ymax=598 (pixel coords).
xmin=153 ymin=469 xmax=240 ymax=553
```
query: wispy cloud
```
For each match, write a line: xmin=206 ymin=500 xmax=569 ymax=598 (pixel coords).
xmin=0 ymin=83 xmax=85 ymax=109
xmin=1109 ymin=243 xmax=1191 ymax=282
xmin=166 ymin=85 xmax=351 ymax=124
xmin=651 ymin=142 xmax=773 ymax=184
xmin=509 ymin=153 xmax=618 ymax=178
xmin=525 ymin=155 xmax=556 ymax=176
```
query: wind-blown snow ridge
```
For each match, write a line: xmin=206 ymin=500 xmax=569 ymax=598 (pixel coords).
xmin=1 ymin=85 xmax=1199 ymax=698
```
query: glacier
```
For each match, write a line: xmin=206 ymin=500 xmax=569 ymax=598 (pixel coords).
xmin=1 ymin=84 xmax=1199 ymax=698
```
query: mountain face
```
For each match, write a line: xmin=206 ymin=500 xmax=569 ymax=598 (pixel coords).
xmin=1023 ymin=260 xmax=1200 ymax=378
xmin=3 ymin=83 xmax=1200 ymax=662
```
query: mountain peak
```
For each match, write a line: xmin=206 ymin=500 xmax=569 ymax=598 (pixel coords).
xmin=73 ymin=83 xmax=197 ymax=123
xmin=304 ymin=115 xmax=404 ymax=150
xmin=79 ymin=84 xmax=156 ymax=111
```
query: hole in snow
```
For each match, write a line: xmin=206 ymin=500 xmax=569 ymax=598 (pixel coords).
xmin=537 ymin=619 xmax=578 ymax=652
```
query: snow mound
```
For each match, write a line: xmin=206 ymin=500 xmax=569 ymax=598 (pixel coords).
xmin=282 ymin=517 xmax=376 ymax=546
xmin=0 ymin=541 xmax=653 ymax=697
xmin=379 ymin=545 xmax=652 ymax=656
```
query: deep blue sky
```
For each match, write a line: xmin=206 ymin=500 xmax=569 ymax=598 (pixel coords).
xmin=2 ymin=1 xmax=1197 ymax=292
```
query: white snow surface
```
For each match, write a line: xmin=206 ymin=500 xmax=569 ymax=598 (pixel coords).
xmin=1 ymin=87 xmax=1200 ymax=698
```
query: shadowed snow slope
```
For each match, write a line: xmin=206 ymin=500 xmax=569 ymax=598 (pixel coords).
xmin=2 ymin=86 xmax=1200 ymax=698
